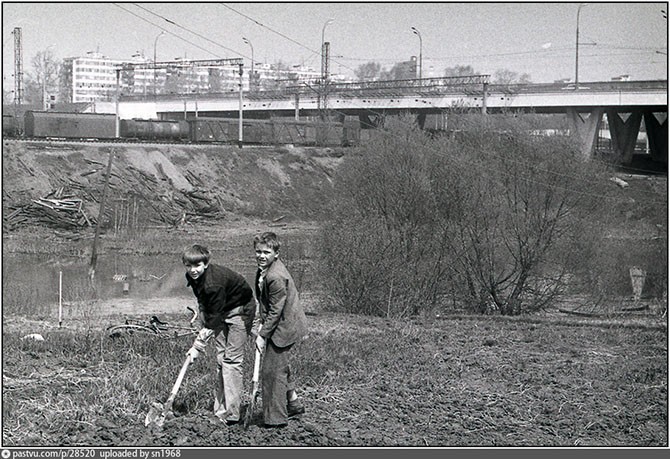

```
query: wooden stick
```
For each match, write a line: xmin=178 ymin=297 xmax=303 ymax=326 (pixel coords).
xmin=89 ymin=149 xmax=115 ymax=283
xmin=58 ymin=271 xmax=63 ymax=328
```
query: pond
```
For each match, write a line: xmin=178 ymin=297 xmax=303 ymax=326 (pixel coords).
xmin=1 ymin=252 xmax=261 ymax=317
xmin=2 ymin=236 xmax=315 ymax=318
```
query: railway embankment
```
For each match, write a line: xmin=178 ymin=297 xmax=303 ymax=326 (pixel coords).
xmin=2 ymin=140 xmax=345 ymax=233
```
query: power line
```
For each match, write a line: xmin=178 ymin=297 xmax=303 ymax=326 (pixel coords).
xmin=219 ymin=3 xmax=319 ymax=58
xmin=219 ymin=3 xmax=360 ymax=76
xmin=130 ymin=3 xmax=246 ymax=59
xmin=111 ymin=3 xmax=224 ymax=59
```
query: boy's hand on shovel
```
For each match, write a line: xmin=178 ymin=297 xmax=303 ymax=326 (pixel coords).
xmin=255 ymin=335 xmax=266 ymax=353
xmin=185 ymin=346 xmax=200 ymax=363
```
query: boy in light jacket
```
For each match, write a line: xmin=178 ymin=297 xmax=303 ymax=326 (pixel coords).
xmin=253 ymin=232 xmax=308 ymax=427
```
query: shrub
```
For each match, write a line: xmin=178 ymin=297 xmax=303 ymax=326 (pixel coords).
xmin=319 ymin=113 xmax=623 ymax=317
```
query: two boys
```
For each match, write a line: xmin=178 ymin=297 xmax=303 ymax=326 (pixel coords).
xmin=182 ymin=232 xmax=307 ymax=428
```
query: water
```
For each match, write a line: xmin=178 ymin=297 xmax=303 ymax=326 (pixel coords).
xmin=1 ymin=252 xmax=260 ymax=314
xmin=2 ymin=234 xmax=316 ymax=317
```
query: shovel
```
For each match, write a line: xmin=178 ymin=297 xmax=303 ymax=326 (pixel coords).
xmin=243 ymin=346 xmax=262 ymax=429
xmin=145 ymin=353 xmax=193 ymax=427
xmin=244 ymin=324 xmax=263 ymax=429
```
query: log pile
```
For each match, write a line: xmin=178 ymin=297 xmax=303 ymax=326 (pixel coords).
xmin=3 ymin=187 xmax=95 ymax=231
xmin=4 ymin=157 xmax=226 ymax=232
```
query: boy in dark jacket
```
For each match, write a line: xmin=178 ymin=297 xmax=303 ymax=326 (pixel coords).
xmin=183 ymin=244 xmax=254 ymax=425
xmin=253 ymin=232 xmax=308 ymax=427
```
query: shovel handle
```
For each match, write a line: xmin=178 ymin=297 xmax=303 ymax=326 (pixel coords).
xmin=166 ymin=354 xmax=192 ymax=404
xmin=252 ymin=348 xmax=261 ymax=383
xmin=251 ymin=324 xmax=262 ymax=384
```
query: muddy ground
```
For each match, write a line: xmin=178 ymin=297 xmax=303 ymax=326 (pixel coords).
xmin=2 ymin=300 xmax=668 ymax=447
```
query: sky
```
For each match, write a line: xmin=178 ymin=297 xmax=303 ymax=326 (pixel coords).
xmin=2 ymin=1 xmax=668 ymax=87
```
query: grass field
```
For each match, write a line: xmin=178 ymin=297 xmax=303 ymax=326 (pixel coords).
xmin=2 ymin=305 xmax=667 ymax=447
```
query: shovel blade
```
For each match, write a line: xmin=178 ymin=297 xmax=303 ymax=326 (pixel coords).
xmin=244 ymin=392 xmax=259 ymax=429
xmin=145 ymin=401 xmax=167 ymax=427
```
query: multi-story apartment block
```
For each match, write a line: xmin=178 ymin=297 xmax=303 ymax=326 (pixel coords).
xmin=59 ymin=52 xmax=345 ymax=104
xmin=60 ymin=52 xmax=129 ymax=103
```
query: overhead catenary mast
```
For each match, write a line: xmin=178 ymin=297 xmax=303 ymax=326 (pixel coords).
xmin=13 ymin=27 xmax=24 ymax=106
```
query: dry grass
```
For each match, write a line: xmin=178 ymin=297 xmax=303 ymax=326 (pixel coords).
xmin=2 ymin=306 xmax=667 ymax=447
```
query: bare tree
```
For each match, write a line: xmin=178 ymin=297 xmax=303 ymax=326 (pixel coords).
xmin=380 ymin=61 xmax=415 ymax=81
xmin=493 ymin=68 xmax=532 ymax=85
xmin=443 ymin=65 xmax=477 ymax=77
xmin=24 ymin=49 xmax=60 ymax=107
xmin=354 ymin=61 xmax=383 ymax=81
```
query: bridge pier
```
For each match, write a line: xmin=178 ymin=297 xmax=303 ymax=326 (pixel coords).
xmin=567 ymin=108 xmax=604 ymax=160
xmin=295 ymin=94 xmax=300 ymax=120
xmin=643 ymin=112 xmax=668 ymax=164
xmin=606 ymin=109 xmax=643 ymax=165
xmin=416 ymin=113 xmax=426 ymax=129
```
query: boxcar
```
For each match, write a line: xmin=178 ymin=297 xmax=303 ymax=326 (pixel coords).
xmin=2 ymin=114 xmax=21 ymax=138
xmin=24 ymin=111 xmax=117 ymax=139
xmin=120 ymin=119 xmax=189 ymax=142
xmin=187 ymin=117 xmax=357 ymax=146
xmin=270 ymin=119 xmax=316 ymax=144
xmin=188 ymin=117 xmax=267 ymax=143
xmin=189 ymin=117 xmax=238 ymax=143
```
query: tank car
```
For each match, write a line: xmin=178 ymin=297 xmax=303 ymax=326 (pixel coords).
xmin=120 ymin=119 xmax=189 ymax=142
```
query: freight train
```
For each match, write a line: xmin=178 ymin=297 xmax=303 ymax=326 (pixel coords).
xmin=4 ymin=111 xmax=360 ymax=147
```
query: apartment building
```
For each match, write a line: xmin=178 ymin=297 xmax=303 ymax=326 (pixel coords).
xmin=60 ymin=52 xmax=142 ymax=103
xmin=59 ymin=52 xmax=341 ymax=103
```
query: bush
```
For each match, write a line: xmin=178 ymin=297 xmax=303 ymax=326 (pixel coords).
xmin=319 ymin=113 xmax=628 ymax=317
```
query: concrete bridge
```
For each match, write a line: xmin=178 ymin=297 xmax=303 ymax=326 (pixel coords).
xmin=95 ymin=77 xmax=667 ymax=164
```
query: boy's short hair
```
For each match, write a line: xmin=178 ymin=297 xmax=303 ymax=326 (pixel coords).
xmin=253 ymin=232 xmax=281 ymax=252
xmin=182 ymin=244 xmax=211 ymax=265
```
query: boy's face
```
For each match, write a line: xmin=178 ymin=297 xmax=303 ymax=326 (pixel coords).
xmin=255 ymin=243 xmax=278 ymax=270
xmin=185 ymin=261 xmax=208 ymax=280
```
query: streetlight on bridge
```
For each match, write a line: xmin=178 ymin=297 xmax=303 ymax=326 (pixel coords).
xmin=153 ymin=31 xmax=165 ymax=96
xmin=321 ymin=18 xmax=335 ymax=82
xmin=411 ymin=26 xmax=422 ymax=80
xmin=242 ymin=37 xmax=254 ymax=90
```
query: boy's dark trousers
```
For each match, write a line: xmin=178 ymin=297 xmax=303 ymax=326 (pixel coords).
xmin=261 ymin=340 xmax=296 ymax=426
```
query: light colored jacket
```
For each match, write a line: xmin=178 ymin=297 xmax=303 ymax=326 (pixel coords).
xmin=254 ymin=258 xmax=307 ymax=347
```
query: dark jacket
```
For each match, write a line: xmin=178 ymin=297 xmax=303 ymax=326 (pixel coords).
xmin=255 ymin=258 xmax=307 ymax=348
xmin=186 ymin=263 xmax=253 ymax=330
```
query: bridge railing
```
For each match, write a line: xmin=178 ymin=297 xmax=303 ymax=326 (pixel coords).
xmin=118 ymin=78 xmax=667 ymax=102
xmin=488 ymin=80 xmax=668 ymax=95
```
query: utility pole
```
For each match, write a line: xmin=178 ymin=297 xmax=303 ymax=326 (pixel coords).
xmin=575 ymin=3 xmax=588 ymax=90
xmin=13 ymin=27 xmax=23 ymax=107
xmin=320 ymin=41 xmax=330 ymax=118
xmin=238 ymin=63 xmax=244 ymax=148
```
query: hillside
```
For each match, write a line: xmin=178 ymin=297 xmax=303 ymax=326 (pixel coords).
xmin=2 ymin=140 xmax=345 ymax=232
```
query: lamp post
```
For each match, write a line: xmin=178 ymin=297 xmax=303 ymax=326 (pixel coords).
xmin=411 ymin=26 xmax=422 ymax=80
xmin=320 ymin=18 xmax=335 ymax=121
xmin=575 ymin=3 xmax=588 ymax=90
xmin=153 ymin=31 xmax=165 ymax=96
xmin=243 ymin=37 xmax=254 ymax=90
xmin=321 ymin=18 xmax=334 ymax=82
